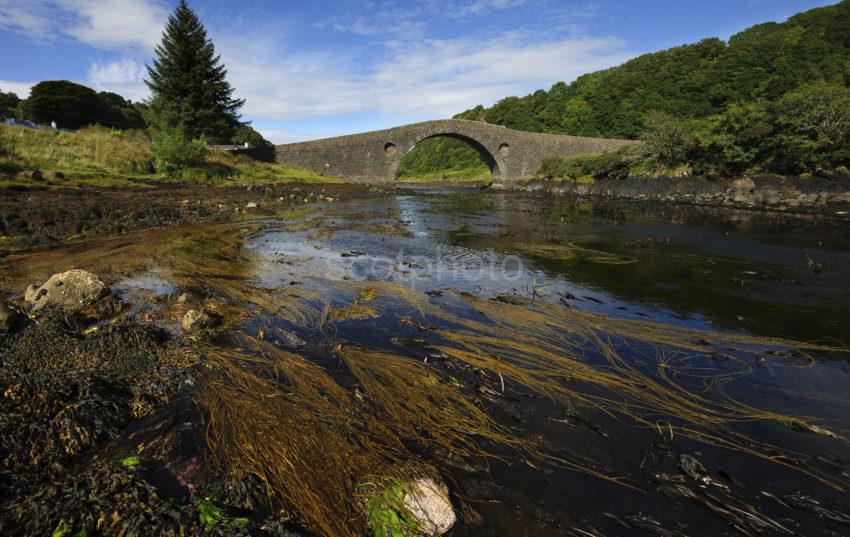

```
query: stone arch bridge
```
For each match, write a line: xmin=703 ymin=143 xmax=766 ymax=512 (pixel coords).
xmin=275 ymin=119 xmax=636 ymax=183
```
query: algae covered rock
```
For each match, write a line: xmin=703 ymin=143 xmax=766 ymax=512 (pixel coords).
xmin=25 ymin=269 xmax=108 ymax=313
xmin=182 ymin=308 xmax=221 ymax=332
xmin=365 ymin=475 xmax=456 ymax=536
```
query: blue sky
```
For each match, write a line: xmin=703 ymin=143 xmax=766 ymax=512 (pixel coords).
xmin=0 ymin=0 xmax=839 ymax=142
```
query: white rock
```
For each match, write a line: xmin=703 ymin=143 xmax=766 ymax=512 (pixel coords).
xmin=246 ymin=201 xmax=258 ymax=208
xmin=181 ymin=309 xmax=219 ymax=332
xmin=25 ymin=269 xmax=108 ymax=312
xmin=401 ymin=478 xmax=456 ymax=536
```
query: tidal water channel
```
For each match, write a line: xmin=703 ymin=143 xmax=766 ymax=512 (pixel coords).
xmin=229 ymin=188 xmax=850 ymax=536
xmin=5 ymin=186 xmax=849 ymax=537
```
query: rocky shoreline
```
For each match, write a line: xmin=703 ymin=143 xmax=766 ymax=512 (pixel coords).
xmin=0 ymin=183 xmax=393 ymax=249
xmin=505 ymin=174 xmax=850 ymax=216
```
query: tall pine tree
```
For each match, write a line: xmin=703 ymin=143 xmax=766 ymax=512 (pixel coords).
xmin=146 ymin=0 xmax=244 ymax=143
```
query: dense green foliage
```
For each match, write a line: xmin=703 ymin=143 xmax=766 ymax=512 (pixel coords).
xmin=396 ymin=136 xmax=489 ymax=179
xmin=0 ymin=90 xmax=20 ymax=120
xmin=21 ymin=81 xmax=144 ymax=130
xmin=151 ymin=129 xmax=208 ymax=177
xmin=145 ymin=0 xmax=244 ymax=143
xmin=538 ymin=150 xmax=638 ymax=182
xmin=453 ymin=0 xmax=850 ymax=175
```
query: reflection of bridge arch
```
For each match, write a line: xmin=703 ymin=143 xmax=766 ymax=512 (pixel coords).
xmin=275 ymin=119 xmax=636 ymax=183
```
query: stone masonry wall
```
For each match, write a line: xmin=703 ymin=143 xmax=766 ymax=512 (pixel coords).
xmin=275 ymin=119 xmax=636 ymax=183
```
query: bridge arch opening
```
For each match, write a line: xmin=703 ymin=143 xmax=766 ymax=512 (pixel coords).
xmin=394 ymin=133 xmax=502 ymax=182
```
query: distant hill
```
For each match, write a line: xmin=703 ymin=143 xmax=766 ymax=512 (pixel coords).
xmin=454 ymin=0 xmax=850 ymax=140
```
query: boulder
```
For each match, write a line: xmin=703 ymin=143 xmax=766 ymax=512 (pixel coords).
xmin=182 ymin=309 xmax=220 ymax=332
xmin=25 ymin=269 xmax=108 ymax=313
xmin=17 ymin=170 xmax=43 ymax=181
xmin=45 ymin=171 xmax=65 ymax=180
xmin=401 ymin=478 xmax=456 ymax=536
xmin=364 ymin=475 xmax=456 ymax=536
xmin=730 ymin=177 xmax=755 ymax=191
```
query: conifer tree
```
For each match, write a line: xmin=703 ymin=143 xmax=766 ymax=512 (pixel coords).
xmin=145 ymin=0 xmax=243 ymax=142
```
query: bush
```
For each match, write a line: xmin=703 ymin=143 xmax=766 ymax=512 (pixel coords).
xmin=538 ymin=149 xmax=637 ymax=181
xmin=642 ymin=111 xmax=699 ymax=165
xmin=151 ymin=130 xmax=207 ymax=177
xmin=770 ymin=81 xmax=850 ymax=172
xmin=538 ymin=155 xmax=585 ymax=180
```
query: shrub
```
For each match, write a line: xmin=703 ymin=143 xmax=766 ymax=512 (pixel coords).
xmin=538 ymin=149 xmax=637 ymax=182
xmin=642 ymin=111 xmax=699 ymax=165
xmin=770 ymin=81 xmax=850 ymax=172
xmin=151 ymin=130 xmax=207 ymax=177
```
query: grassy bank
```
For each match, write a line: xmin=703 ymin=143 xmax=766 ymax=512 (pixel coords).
xmin=395 ymin=165 xmax=490 ymax=183
xmin=0 ymin=124 xmax=336 ymax=189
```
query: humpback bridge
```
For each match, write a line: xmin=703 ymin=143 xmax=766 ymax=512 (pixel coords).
xmin=275 ymin=119 xmax=636 ymax=183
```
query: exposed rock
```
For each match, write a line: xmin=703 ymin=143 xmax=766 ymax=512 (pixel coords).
xmin=277 ymin=329 xmax=306 ymax=349
xmin=45 ymin=171 xmax=65 ymax=180
xmin=17 ymin=170 xmax=43 ymax=181
xmin=246 ymin=201 xmax=258 ymax=209
xmin=24 ymin=269 xmax=108 ymax=313
xmin=176 ymin=291 xmax=201 ymax=305
xmin=182 ymin=308 xmax=220 ymax=332
xmin=0 ymin=368 xmax=133 ymax=471
xmin=402 ymin=478 xmax=456 ymax=536
xmin=729 ymin=177 xmax=755 ymax=191
xmin=494 ymin=293 xmax=525 ymax=305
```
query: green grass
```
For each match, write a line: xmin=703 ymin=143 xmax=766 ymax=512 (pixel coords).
xmin=396 ymin=165 xmax=490 ymax=183
xmin=0 ymin=124 xmax=337 ymax=188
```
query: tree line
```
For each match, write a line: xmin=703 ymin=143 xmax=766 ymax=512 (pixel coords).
xmin=451 ymin=0 xmax=850 ymax=177
xmin=1 ymin=81 xmax=146 ymax=130
xmin=1 ymin=0 xmax=273 ymax=176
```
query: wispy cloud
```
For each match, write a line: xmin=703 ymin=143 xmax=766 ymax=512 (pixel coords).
xmin=61 ymin=0 xmax=168 ymax=49
xmin=1 ymin=0 xmax=637 ymax=143
xmin=87 ymin=58 xmax=149 ymax=100
xmin=0 ymin=0 xmax=167 ymax=49
xmin=447 ymin=0 xmax=530 ymax=18
xmin=222 ymin=32 xmax=633 ymax=124
xmin=256 ymin=128 xmax=326 ymax=144
xmin=0 ymin=0 xmax=56 ymax=37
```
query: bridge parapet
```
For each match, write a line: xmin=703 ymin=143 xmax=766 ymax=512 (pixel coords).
xmin=275 ymin=119 xmax=637 ymax=183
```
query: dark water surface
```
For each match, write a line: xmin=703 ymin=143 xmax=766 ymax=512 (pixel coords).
xmin=237 ymin=188 xmax=850 ymax=536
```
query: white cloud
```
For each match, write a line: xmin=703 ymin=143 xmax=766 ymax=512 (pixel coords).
xmin=0 ymin=0 xmax=55 ymax=37
xmin=60 ymin=0 xmax=168 ymax=49
xmin=87 ymin=58 xmax=149 ymax=100
xmin=1 ymin=0 xmax=636 ymax=142
xmin=0 ymin=80 xmax=36 ymax=98
xmin=0 ymin=0 xmax=167 ymax=49
xmin=449 ymin=0 xmax=529 ymax=17
xmin=221 ymin=33 xmax=634 ymax=127
xmin=257 ymin=129 xmax=325 ymax=144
